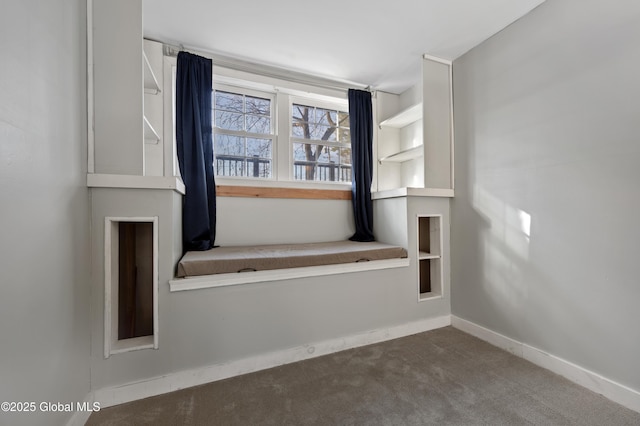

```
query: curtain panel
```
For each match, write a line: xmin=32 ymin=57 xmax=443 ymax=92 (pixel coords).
xmin=348 ymin=89 xmax=375 ymax=242
xmin=176 ymin=51 xmax=217 ymax=252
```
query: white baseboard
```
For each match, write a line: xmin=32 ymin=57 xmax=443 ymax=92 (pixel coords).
xmin=94 ymin=315 xmax=451 ymax=408
xmin=451 ymin=315 xmax=640 ymax=414
xmin=65 ymin=392 xmax=95 ymax=426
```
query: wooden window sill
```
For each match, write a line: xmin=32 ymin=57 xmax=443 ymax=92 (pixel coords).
xmin=217 ymin=185 xmax=351 ymax=200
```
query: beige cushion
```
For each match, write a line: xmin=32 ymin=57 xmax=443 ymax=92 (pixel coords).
xmin=177 ymin=240 xmax=408 ymax=278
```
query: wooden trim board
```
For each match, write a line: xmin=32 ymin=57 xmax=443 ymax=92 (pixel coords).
xmin=217 ymin=185 xmax=351 ymax=200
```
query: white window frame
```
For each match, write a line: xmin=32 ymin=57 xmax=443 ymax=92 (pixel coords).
xmin=213 ymin=83 xmax=277 ymax=182
xmin=212 ymin=71 xmax=351 ymax=190
xmin=289 ymin=96 xmax=351 ymax=184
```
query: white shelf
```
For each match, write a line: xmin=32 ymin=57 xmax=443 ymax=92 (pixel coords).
xmin=379 ymin=145 xmax=423 ymax=163
xmin=419 ymin=251 xmax=440 ymax=260
xmin=87 ymin=174 xmax=186 ymax=194
xmin=143 ymin=51 xmax=161 ymax=95
xmin=144 ymin=116 xmax=160 ymax=143
xmin=379 ymin=103 xmax=422 ymax=128
xmin=372 ymin=187 xmax=455 ymax=199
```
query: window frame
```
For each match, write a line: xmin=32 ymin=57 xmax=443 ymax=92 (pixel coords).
xmin=289 ymin=96 xmax=352 ymax=184
xmin=210 ymin=72 xmax=352 ymax=190
xmin=212 ymin=83 xmax=277 ymax=181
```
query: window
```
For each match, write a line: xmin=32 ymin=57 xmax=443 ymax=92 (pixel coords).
xmin=213 ymin=87 xmax=274 ymax=178
xmin=212 ymin=78 xmax=351 ymax=185
xmin=291 ymin=103 xmax=351 ymax=183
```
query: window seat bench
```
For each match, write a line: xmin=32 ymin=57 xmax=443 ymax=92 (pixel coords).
xmin=169 ymin=240 xmax=409 ymax=292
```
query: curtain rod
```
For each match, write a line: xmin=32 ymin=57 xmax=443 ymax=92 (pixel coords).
xmin=161 ymin=43 xmax=371 ymax=94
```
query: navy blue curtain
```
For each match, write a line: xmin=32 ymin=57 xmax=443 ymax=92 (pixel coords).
xmin=176 ymin=52 xmax=216 ymax=252
xmin=348 ymin=89 xmax=375 ymax=242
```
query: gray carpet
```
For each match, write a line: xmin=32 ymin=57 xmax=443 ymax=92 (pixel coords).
xmin=86 ymin=326 xmax=640 ymax=425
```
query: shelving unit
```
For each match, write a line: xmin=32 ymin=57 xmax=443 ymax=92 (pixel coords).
xmin=143 ymin=47 xmax=161 ymax=145
xmin=142 ymin=39 xmax=164 ymax=175
xmin=417 ymin=214 xmax=442 ymax=300
xmin=88 ymin=1 xmax=174 ymax=364
xmin=374 ymin=55 xmax=453 ymax=193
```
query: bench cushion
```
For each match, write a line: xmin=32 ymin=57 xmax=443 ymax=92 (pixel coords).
xmin=177 ymin=240 xmax=408 ymax=278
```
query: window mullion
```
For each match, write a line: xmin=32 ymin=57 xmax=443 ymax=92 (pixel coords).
xmin=276 ymin=91 xmax=290 ymax=181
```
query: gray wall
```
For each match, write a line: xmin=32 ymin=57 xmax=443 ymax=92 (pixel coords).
xmin=0 ymin=1 xmax=91 ymax=425
xmin=216 ymin=197 xmax=355 ymax=245
xmin=452 ymin=0 xmax=640 ymax=392
xmin=89 ymin=191 xmax=451 ymax=391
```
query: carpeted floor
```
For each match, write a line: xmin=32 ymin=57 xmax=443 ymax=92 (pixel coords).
xmin=86 ymin=326 xmax=640 ymax=425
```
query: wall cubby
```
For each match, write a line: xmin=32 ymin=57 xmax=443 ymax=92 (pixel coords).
xmin=417 ymin=214 xmax=442 ymax=300
xmin=104 ymin=216 xmax=158 ymax=358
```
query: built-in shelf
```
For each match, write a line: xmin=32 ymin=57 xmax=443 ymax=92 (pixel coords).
xmin=143 ymin=51 xmax=161 ymax=95
xmin=418 ymin=215 xmax=443 ymax=301
xmin=87 ymin=174 xmax=186 ymax=194
xmin=372 ymin=187 xmax=455 ymax=200
xmin=375 ymin=56 xmax=453 ymax=193
xmin=418 ymin=251 xmax=440 ymax=260
xmin=379 ymin=103 xmax=422 ymax=128
xmin=144 ymin=116 xmax=160 ymax=143
xmin=379 ymin=145 xmax=423 ymax=163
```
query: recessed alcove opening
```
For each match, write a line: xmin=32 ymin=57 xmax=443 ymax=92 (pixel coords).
xmin=104 ymin=217 xmax=158 ymax=358
xmin=417 ymin=215 xmax=443 ymax=301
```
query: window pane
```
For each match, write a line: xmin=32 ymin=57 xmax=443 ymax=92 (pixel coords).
xmin=292 ymin=104 xmax=311 ymax=121
xmin=246 ymin=115 xmax=270 ymax=134
xmin=315 ymin=146 xmax=329 ymax=163
xmin=213 ymin=88 xmax=274 ymax=180
xmin=245 ymin=96 xmax=270 ymax=116
xmin=315 ymin=108 xmax=337 ymax=126
xmin=214 ymin=134 xmax=244 ymax=156
xmin=215 ymin=111 xmax=243 ymax=131
xmin=293 ymin=143 xmax=316 ymax=181
xmin=292 ymin=142 xmax=350 ymax=182
xmin=216 ymin=157 xmax=245 ymax=177
xmin=246 ymin=138 xmax=272 ymax=159
xmin=291 ymin=101 xmax=351 ymax=182
xmin=328 ymin=146 xmax=344 ymax=163
xmin=291 ymin=122 xmax=308 ymax=138
xmin=313 ymin=125 xmax=337 ymax=141
xmin=293 ymin=142 xmax=312 ymax=161
xmin=338 ymin=128 xmax=350 ymax=143
xmin=340 ymin=147 xmax=352 ymax=165
xmin=244 ymin=156 xmax=271 ymax=178
xmin=338 ymin=111 xmax=349 ymax=127
xmin=215 ymin=91 xmax=243 ymax=112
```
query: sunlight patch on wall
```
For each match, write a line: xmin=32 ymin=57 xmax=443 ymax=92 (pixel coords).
xmin=473 ymin=185 xmax=531 ymax=261
xmin=472 ymin=184 xmax=533 ymax=308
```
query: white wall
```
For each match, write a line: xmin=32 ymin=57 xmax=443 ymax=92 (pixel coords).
xmin=0 ymin=1 xmax=91 ymax=425
xmin=452 ymin=0 xmax=640 ymax=392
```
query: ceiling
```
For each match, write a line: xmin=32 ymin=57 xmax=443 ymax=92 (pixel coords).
xmin=143 ymin=0 xmax=545 ymax=94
